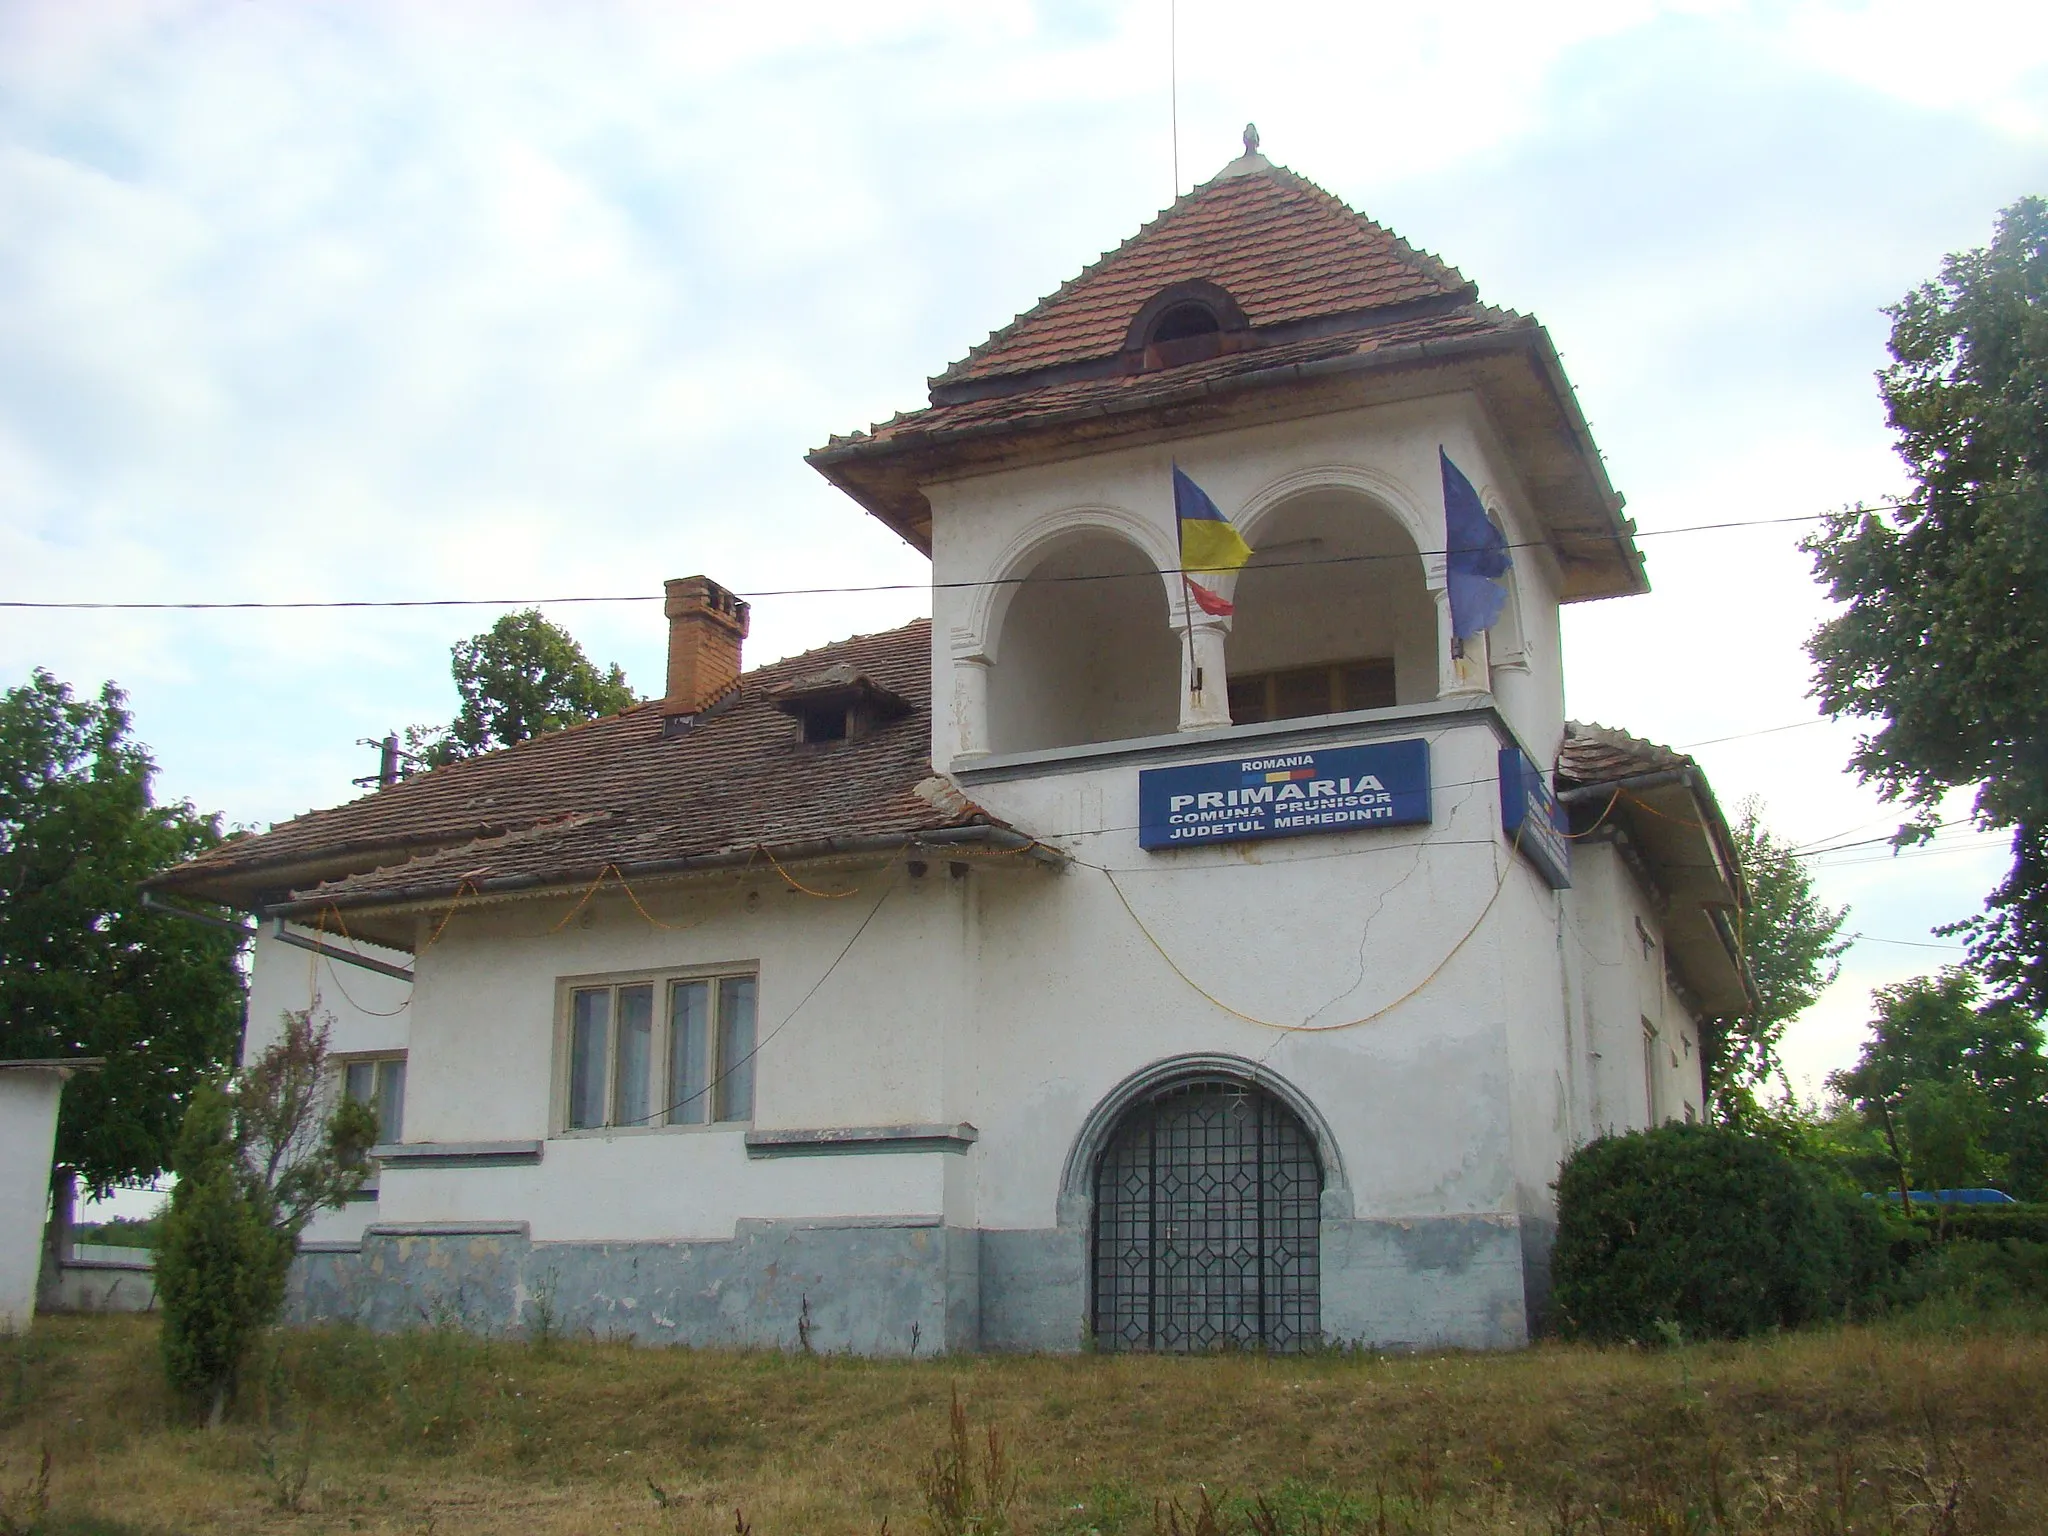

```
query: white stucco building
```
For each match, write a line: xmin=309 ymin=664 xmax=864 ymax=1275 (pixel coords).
xmin=156 ymin=137 xmax=1749 ymax=1353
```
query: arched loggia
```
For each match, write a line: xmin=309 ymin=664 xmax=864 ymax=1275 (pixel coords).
xmin=984 ymin=529 xmax=1180 ymax=754
xmin=1225 ymin=487 xmax=1436 ymax=722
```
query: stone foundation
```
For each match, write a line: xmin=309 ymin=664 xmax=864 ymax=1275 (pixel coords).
xmin=290 ymin=1213 xmax=1541 ymax=1353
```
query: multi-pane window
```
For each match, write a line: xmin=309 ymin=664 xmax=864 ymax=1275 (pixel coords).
xmin=564 ymin=972 xmax=758 ymax=1131
xmin=1228 ymin=658 xmax=1395 ymax=724
xmin=343 ymin=1055 xmax=406 ymax=1146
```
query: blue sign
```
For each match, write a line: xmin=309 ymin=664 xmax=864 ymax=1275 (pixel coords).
xmin=1139 ymin=739 xmax=1431 ymax=850
xmin=1499 ymin=746 xmax=1570 ymax=889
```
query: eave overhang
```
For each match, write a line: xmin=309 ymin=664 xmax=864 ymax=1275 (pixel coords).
xmin=809 ymin=320 xmax=1647 ymax=602
xmin=1566 ymin=770 xmax=1755 ymax=1017
xmin=257 ymin=824 xmax=1065 ymax=952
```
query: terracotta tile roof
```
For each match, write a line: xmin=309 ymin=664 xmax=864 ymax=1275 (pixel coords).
xmin=848 ymin=306 xmax=1525 ymax=451
xmin=937 ymin=159 xmax=1471 ymax=386
xmin=1556 ymin=722 xmax=1694 ymax=787
xmin=154 ymin=621 xmax=1037 ymax=915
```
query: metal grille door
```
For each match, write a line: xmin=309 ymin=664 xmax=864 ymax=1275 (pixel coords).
xmin=1092 ymin=1081 xmax=1322 ymax=1352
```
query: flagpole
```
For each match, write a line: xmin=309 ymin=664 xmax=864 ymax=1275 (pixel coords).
xmin=1182 ymin=575 xmax=1200 ymax=698
xmin=1169 ymin=0 xmax=1179 ymax=198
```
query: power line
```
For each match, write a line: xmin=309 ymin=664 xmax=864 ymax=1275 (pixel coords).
xmin=1677 ymin=718 xmax=1831 ymax=749
xmin=0 ymin=508 xmax=1838 ymax=613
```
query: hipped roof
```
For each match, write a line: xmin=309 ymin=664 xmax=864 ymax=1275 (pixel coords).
xmin=149 ymin=621 xmax=1049 ymax=947
xmin=811 ymin=148 xmax=1645 ymax=601
xmin=1558 ymin=722 xmax=1755 ymax=1018
xmin=934 ymin=156 xmax=1472 ymax=386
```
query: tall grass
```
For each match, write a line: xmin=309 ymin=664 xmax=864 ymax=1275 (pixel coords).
xmin=3 ymin=1311 xmax=2046 ymax=1534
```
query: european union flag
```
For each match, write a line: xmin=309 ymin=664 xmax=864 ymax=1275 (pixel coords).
xmin=1441 ymin=448 xmax=1512 ymax=639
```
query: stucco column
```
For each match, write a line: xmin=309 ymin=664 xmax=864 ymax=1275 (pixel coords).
xmin=950 ymin=652 xmax=992 ymax=762
xmin=1178 ymin=615 xmax=1232 ymax=732
xmin=1432 ymin=587 xmax=1490 ymax=698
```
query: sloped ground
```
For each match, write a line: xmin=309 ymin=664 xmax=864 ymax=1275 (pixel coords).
xmin=3 ymin=1311 xmax=2045 ymax=1534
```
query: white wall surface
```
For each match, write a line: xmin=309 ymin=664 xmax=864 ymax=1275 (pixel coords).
xmin=1564 ymin=842 xmax=1705 ymax=1137
xmin=0 ymin=1070 xmax=66 ymax=1331
xmin=245 ymin=924 xmax=413 ymax=1248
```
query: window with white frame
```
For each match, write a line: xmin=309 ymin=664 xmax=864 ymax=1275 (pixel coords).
xmin=342 ymin=1055 xmax=406 ymax=1146
xmin=563 ymin=971 xmax=758 ymax=1131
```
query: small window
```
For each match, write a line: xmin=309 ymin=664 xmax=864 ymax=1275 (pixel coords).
xmin=564 ymin=970 xmax=757 ymax=1131
xmin=794 ymin=706 xmax=850 ymax=743
xmin=1229 ymin=658 xmax=1395 ymax=724
xmin=1150 ymin=302 xmax=1221 ymax=343
xmin=343 ymin=1055 xmax=406 ymax=1145
xmin=1642 ymin=1021 xmax=1660 ymax=1124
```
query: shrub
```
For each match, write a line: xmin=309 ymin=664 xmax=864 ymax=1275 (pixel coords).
xmin=1896 ymin=1238 xmax=2048 ymax=1311
xmin=154 ymin=1009 xmax=377 ymax=1423
xmin=1550 ymin=1123 xmax=1887 ymax=1342
xmin=155 ymin=1087 xmax=290 ymax=1425
xmin=1885 ymin=1204 xmax=2048 ymax=1266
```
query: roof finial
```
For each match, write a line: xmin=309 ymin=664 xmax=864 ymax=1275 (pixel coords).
xmin=1243 ymin=122 xmax=1260 ymax=157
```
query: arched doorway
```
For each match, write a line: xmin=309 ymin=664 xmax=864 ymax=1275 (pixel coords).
xmin=1091 ymin=1079 xmax=1323 ymax=1352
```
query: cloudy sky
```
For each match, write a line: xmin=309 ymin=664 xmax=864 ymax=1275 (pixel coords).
xmin=4 ymin=0 xmax=2045 ymax=1098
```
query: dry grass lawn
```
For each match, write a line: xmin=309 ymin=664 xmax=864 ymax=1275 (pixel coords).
xmin=3 ymin=1312 xmax=2045 ymax=1535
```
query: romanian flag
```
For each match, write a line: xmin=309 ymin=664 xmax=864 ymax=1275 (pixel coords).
xmin=1173 ymin=465 xmax=1252 ymax=616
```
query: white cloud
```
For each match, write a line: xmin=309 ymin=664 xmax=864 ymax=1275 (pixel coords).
xmin=2 ymin=0 xmax=2043 ymax=1080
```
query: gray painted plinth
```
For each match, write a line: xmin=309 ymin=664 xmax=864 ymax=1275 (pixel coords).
xmin=985 ymin=1214 xmax=1532 ymax=1353
xmin=287 ymin=1213 xmax=1535 ymax=1354
xmin=289 ymin=1220 xmax=978 ymax=1355
xmin=1320 ymin=1214 xmax=1531 ymax=1350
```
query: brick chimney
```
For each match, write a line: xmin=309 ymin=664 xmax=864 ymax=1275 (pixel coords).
xmin=662 ymin=576 xmax=751 ymax=719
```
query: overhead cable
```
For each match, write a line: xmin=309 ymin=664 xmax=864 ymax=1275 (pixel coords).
xmin=0 ymin=508 xmax=1851 ymax=612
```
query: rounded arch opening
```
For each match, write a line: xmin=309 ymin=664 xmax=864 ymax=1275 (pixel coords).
xmin=1149 ymin=302 xmax=1222 ymax=343
xmin=1226 ymin=487 xmax=1436 ymax=722
xmin=1074 ymin=1057 xmax=1331 ymax=1353
xmin=985 ymin=529 xmax=1178 ymax=754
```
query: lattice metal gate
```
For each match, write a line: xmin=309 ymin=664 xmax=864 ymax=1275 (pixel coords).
xmin=1091 ymin=1080 xmax=1322 ymax=1352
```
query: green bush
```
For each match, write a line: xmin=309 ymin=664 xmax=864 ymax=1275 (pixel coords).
xmin=154 ymin=1087 xmax=290 ymax=1424
xmin=1884 ymin=1204 xmax=2048 ymax=1265
xmin=1896 ymin=1239 xmax=2048 ymax=1310
xmin=1551 ymin=1123 xmax=1887 ymax=1342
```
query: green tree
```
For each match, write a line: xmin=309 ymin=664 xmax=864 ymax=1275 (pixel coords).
xmin=156 ymin=1008 xmax=376 ymax=1424
xmin=0 ymin=670 xmax=244 ymax=1227
xmin=411 ymin=610 xmax=635 ymax=767
xmin=1803 ymin=196 xmax=2048 ymax=1010
xmin=1715 ymin=800 xmax=1851 ymax=1123
xmin=1831 ymin=969 xmax=2048 ymax=1201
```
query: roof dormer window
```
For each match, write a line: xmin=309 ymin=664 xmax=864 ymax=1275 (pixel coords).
xmin=1149 ymin=302 xmax=1222 ymax=344
xmin=767 ymin=664 xmax=911 ymax=746
xmin=1122 ymin=280 xmax=1252 ymax=373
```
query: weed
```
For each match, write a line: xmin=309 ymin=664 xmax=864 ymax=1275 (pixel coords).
xmin=918 ymin=1386 xmax=1017 ymax=1536
xmin=254 ymin=1413 xmax=315 ymax=1514
xmin=798 ymin=1295 xmax=815 ymax=1356
xmin=524 ymin=1269 xmax=562 ymax=1352
xmin=0 ymin=1444 xmax=49 ymax=1536
xmin=1151 ymin=1486 xmax=1224 ymax=1536
xmin=252 ymin=1349 xmax=316 ymax=1513
xmin=0 ymin=1336 xmax=60 ymax=1436
xmin=1053 ymin=1480 xmax=1146 ymax=1535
